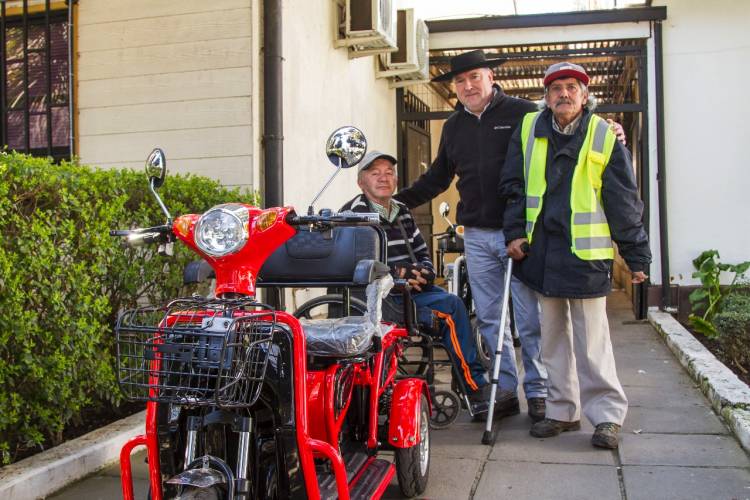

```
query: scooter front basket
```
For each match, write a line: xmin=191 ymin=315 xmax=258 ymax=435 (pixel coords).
xmin=115 ymin=297 xmax=275 ymax=408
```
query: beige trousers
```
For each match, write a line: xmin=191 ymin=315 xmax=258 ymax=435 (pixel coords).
xmin=537 ymin=295 xmax=628 ymax=426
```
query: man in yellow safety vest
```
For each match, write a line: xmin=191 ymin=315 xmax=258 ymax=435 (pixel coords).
xmin=500 ymin=62 xmax=651 ymax=449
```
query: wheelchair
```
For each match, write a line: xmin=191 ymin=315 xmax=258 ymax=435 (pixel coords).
xmin=290 ymin=249 xmax=484 ymax=430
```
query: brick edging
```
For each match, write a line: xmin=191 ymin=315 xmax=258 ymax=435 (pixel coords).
xmin=0 ymin=411 xmax=145 ymax=500
xmin=648 ymin=311 xmax=750 ymax=452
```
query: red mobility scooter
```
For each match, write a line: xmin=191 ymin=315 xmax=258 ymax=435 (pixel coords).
xmin=113 ymin=127 xmax=431 ymax=499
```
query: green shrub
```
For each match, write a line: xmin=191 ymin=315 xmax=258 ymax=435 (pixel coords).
xmin=688 ymin=250 xmax=750 ymax=338
xmin=0 ymin=152 xmax=257 ymax=464
xmin=715 ymin=291 xmax=750 ymax=370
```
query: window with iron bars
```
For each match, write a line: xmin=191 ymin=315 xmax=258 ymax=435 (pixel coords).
xmin=1 ymin=0 xmax=71 ymax=161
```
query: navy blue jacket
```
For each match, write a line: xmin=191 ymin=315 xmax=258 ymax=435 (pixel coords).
xmin=395 ymin=85 xmax=537 ymax=228
xmin=500 ymin=108 xmax=651 ymax=298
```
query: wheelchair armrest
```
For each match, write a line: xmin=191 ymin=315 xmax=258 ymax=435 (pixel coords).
xmin=352 ymin=259 xmax=391 ymax=285
xmin=389 ymin=279 xmax=419 ymax=336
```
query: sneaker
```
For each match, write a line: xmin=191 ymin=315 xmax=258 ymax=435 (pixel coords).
xmin=529 ymin=418 xmax=581 ymax=438
xmin=470 ymin=386 xmax=520 ymax=421
xmin=591 ymin=422 xmax=621 ymax=449
xmin=527 ymin=397 xmax=546 ymax=423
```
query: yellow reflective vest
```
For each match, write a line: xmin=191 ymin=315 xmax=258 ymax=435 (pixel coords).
xmin=520 ymin=111 xmax=617 ymax=260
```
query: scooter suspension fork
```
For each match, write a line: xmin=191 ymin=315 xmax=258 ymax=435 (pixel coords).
xmin=183 ymin=415 xmax=201 ymax=469
xmin=235 ymin=416 xmax=253 ymax=500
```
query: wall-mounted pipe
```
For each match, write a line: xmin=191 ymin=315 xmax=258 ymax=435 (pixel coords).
xmin=654 ymin=21 xmax=671 ymax=310
xmin=263 ymin=0 xmax=283 ymax=208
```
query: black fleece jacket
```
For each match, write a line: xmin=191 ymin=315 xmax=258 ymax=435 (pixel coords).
xmin=500 ymin=108 xmax=651 ymax=298
xmin=395 ymin=85 xmax=537 ymax=228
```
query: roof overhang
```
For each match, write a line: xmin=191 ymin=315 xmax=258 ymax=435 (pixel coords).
xmin=426 ymin=6 xmax=667 ymax=33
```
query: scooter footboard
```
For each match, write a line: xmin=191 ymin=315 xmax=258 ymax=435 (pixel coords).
xmin=387 ymin=378 xmax=431 ymax=448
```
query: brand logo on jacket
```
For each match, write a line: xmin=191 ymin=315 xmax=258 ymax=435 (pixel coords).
xmin=494 ymin=125 xmax=512 ymax=130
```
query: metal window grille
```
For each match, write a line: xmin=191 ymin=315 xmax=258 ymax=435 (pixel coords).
xmin=1 ymin=0 xmax=70 ymax=161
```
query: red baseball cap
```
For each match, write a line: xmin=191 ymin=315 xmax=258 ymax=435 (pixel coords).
xmin=543 ymin=62 xmax=590 ymax=87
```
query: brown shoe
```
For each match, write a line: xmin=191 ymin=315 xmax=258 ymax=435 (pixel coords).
xmin=529 ymin=418 xmax=581 ymax=438
xmin=527 ymin=397 xmax=546 ymax=423
xmin=592 ymin=422 xmax=621 ymax=449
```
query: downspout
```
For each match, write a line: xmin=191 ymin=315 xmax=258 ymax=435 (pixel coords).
xmin=654 ymin=21 xmax=672 ymax=310
xmin=67 ymin=0 xmax=76 ymax=158
xmin=263 ymin=0 xmax=283 ymax=208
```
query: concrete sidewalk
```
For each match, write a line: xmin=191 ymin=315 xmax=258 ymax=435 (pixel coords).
xmin=49 ymin=292 xmax=750 ymax=500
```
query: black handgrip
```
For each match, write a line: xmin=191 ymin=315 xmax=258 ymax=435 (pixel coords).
xmin=285 ymin=211 xmax=380 ymax=227
xmin=521 ymin=242 xmax=530 ymax=253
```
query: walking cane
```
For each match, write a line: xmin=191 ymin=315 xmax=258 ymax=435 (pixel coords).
xmin=482 ymin=256 xmax=515 ymax=445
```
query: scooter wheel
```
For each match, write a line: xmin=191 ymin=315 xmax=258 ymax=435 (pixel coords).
xmin=429 ymin=390 xmax=460 ymax=429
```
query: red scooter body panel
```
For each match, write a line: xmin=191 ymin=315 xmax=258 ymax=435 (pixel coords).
xmin=172 ymin=205 xmax=296 ymax=296
xmin=388 ymin=378 xmax=430 ymax=448
xmin=306 ymin=369 xmax=328 ymax=442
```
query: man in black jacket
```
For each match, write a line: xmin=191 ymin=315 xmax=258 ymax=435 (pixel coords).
xmin=342 ymin=150 xmax=518 ymax=415
xmin=395 ymin=50 xmax=547 ymax=422
xmin=501 ymin=62 xmax=651 ymax=449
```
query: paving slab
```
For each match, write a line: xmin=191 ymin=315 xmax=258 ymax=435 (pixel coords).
xmin=624 ymin=384 xmax=709 ymax=409
xmin=383 ymin=456 xmax=482 ymax=500
xmin=620 ymin=433 xmax=750 ymax=467
xmin=613 ymin=342 xmax=674 ymax=359
xmin=618 ymin=360 xmax=696 ymax=388
xmin=623 ymin=465 xmax=750 ymax=500
xmin=474 ymin=461 xmax=621 ymax=500
xmin=624 ymin=405 xmax=728 ymax=434
xmin=429 ymin=425 xmax=492 ymax=460
xmin=490 ymin=428 xmax=614 ymax=465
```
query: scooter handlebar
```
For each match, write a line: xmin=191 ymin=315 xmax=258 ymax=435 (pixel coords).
xmin=110 ymin=225 xmax=173 ymax=247
xmin=285 ymin=211 xmax=380 ymax=227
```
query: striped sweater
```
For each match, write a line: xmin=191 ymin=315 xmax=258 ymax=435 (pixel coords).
xmin=340 ymin=194 xmax=434 ymax=273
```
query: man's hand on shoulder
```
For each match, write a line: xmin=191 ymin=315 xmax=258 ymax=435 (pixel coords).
xmin=607 ymin=119 xmax=627 ymax=146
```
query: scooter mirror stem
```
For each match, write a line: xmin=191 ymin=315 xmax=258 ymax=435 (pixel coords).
xmin=308 ymin=158 xmax=343 ymax=215
xmin=150 ymin=178 xmax=172 ymax=221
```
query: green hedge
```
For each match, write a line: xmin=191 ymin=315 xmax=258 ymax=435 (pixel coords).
xmin=715 ymin=291 xmax=750 ymax=370
xmin=0 ymin=152 xmax=257 ymax=464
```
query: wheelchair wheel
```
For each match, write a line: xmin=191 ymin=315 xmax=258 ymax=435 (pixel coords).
xmin=474 ymin=320 xmax=492 ymax=371
xmin=293 ymin=294 xmax=367 ymax=319
xmin=429 ymin=390 xmax=460 ymax=429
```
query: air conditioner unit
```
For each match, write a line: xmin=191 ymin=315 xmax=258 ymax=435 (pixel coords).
xmin=384 ymin=14 xmax=430 ymax=88
xmin=335 ymin=0 xmax=397 ymax=58
xmin=376 ymin=9 xmax=425 ymax=77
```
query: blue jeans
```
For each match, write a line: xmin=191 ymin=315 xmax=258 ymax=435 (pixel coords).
xmin=463 ymin=227 xmax=547 ymax=399
xmin=395 ymin=285 xmax=487 ymax=391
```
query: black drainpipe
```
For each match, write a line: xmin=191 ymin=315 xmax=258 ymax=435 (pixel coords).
xmin=263 ymin=0 xmax=283 ymax=208
xmin=654 ymin=21 xmax=671 ymax=310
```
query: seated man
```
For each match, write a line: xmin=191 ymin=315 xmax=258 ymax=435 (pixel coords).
xmin=340 ymin=150 xmax=518 ymax=417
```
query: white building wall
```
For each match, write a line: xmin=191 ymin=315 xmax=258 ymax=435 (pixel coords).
xmin=76 ymin=0 xmax=257 ymax=190
xmin=655 ymin=0 xmax=750 ymax=285
xmin=280 ymin=1 xmax=397 ymax=212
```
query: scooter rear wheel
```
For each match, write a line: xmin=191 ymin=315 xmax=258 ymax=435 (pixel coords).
xmin=395 ymin=395 xmax=430 ymax=497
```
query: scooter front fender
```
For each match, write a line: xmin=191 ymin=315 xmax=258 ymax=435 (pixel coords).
xmin=387 ymin=378 xmax=430 ymax=448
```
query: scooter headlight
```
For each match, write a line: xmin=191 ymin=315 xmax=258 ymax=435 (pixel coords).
xmin=194 ymin=204 xmax=249 ymax=256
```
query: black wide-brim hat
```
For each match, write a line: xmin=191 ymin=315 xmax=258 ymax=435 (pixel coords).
xmin=431 ymin=49 xmax=505 ymax=82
